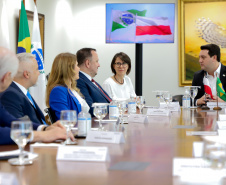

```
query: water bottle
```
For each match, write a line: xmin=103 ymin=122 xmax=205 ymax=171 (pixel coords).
xmin=109 ymin=100 xmax=119 ymax=120
xmin=182 ymin=89 xmax=190 ymax=108
xmin=77 ymin=107 xmax=91 ymax=136
xmin=128 ymin=97 xmax=136 ymax=114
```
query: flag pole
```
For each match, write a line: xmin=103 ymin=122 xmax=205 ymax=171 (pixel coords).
xmin=213 ymin=73 xmax=222 ymax=110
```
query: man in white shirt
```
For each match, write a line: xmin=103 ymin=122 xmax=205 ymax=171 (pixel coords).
xmin=0 ymin=53 xmax=46 ymax=125
xmin=192 ymin=44 xmax=226 ymax=105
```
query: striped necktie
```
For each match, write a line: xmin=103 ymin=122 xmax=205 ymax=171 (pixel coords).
xmin=91 ymin=79 xmax=112 ymax=102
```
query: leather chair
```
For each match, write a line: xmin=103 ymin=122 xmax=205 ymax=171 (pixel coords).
xmin=172 ymin=95 xmax=183 ymax=106
xmin=44 ymin=108 xmax=55 ymax=124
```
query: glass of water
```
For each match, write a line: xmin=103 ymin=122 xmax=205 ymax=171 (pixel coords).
xmin=9 ymin=121 xmax=33 ymax=165
xmin=116 ymin=100 xmax=128 ymax=127
xmin=190 ymin=86 xmax=199 ymax=109
xmin=60 ymin=110 xmax=77 ymax=145
xmin=203 ymin=139 xmax=226 ymax=169
xmin=93 ymin=104 xmax=108 ymax=131
xmin=136 ymin=96 xmax=145 ymax=114
xmin=163 ymin=92 xmax=172 ymax=109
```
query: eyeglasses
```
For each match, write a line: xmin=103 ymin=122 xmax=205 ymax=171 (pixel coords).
xmin=114 ymin=62 xmax=128 ymax=67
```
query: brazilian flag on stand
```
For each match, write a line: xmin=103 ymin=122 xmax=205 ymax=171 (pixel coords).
xmin=216 ymin=77 xmax=226 ymax=101
xmin=17 ymin=0 xmax=31 ymax=53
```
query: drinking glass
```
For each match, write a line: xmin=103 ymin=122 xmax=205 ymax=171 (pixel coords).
xmin=136 ymin=96 xmax=145 ymax=114
xmin=203 ymin=139 xmax=226 ymax=169
xmin=9 ymin=121 xmax=33 ymax=165
xmin=153 ymin=90 xmax=168 ymax=106
xmin=60 ymin=110 xmax=77 ymax=144
xmin=116 ymin=100 xmax=128 ymax=127
xmin=93 ymin=104 xmax=108 ymax=131
xmin=190 ymin=86 xmax=199 ymax=109
xmin=163 ymin=92 xmax=172 ymax=109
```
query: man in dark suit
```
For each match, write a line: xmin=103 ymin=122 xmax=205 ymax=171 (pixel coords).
xmin=76 ymin=48 xmax=111 ymax=116
xmin=192 ymin=44 xmax=226 ymax=105
xmin=0 ymin=47 xmax=75 ymax=145
xmin=0 ymin=53 xmax=46 ymax=125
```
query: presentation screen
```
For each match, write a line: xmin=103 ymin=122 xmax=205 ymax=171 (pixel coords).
xmin=106 ymin=3 xmax=175 ymax=43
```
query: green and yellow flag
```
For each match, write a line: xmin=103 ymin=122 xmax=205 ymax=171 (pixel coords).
xmin=216 ymin=77 xmax=226 ymax=101
xmin=17 ymin=0 xmax=31 ymax=53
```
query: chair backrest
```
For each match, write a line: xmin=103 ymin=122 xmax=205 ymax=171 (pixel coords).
xmin=46 ymin=73 xmax=50 ymax=81
xmin=172 ymin=95 xmax=183 ymax=106
xmin=44 ymin=108 xmax=55 ymax=124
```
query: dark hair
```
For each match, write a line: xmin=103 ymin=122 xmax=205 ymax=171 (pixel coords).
xmin=76 ymin=48 xmax=96 ymax=66
xmin=111 ymin=52 xmax=131 ymax=75
xmin=200 ymin=44 xmax=221 ymax=62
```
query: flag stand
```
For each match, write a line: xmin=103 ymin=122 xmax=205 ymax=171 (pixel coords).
xmin=201 ymin=93 xmax=210 ymax=110
xmin=213 ymin=93 xmax=222 ymax=110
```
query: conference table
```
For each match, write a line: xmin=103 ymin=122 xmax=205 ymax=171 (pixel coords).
xmin=0 ymin=108 xmax=225 ymax=185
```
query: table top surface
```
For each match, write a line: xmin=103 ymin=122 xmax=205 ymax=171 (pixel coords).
xmin=0 ymin=108 xmax=224 ymax=185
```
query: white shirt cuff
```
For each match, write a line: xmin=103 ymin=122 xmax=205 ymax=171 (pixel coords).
xmin=37 ymin=125 xmax=45 ymax=131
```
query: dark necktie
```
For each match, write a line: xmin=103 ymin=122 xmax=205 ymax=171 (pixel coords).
xmin=91 ymin=79 xmax=112 ymax=102
xmin=26 ymin=91 xmax=47 ymax=125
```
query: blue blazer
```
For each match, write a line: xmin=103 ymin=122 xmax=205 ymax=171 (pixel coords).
xmin=49 ymin=86 xmax=82 ymax=121
xmin=77 ymin=72 xmax=111 ymax=116
xmin=0 ymin=82 xmax=45 ymax=125
xmin=0 ymin=102 xmax=40 ymax=145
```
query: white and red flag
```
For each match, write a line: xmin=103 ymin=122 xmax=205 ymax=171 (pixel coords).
xmin=136 ymin=16 xmax=172 ymax=36
xmin=203 ymin=77 xmax=213 ymax=99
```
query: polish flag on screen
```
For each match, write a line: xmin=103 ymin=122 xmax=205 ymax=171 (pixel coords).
xmin=203 ymin=77 xmax=213 ymax=99
xmin=136 ymin=16 xmax=172 ymax=36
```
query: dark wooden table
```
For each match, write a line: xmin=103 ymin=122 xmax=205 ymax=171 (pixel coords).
xmin=0 ymin=108 xmax=223 ymax=185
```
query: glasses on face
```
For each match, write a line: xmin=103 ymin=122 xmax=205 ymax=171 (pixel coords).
xmin=114 ymin=62 xmax=128 ymax=67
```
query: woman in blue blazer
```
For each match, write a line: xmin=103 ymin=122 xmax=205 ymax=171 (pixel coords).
xmin=46 ymin=53 xmax=88 ymax=121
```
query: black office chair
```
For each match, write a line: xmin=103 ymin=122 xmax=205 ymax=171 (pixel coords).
xmin=172 ymin=95 xmax=183 ymax=106
xmin=46 ymin=73 xmax=50 ymax=81
xmin=44 ymin=108 xmax=55 ymax=124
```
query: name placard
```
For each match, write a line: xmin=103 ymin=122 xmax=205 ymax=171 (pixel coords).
xmin=207 ymin=102 xmax=226 ymax=109
xmin=146 ymin=108 xmax=170 ymax=116
xmin=218 ymin=129 xmax=226 ymax=136
xmin=217 ymin=121 xmax=226 ymax=129
xmin=219 ymin=114 xmax=226 ymax=121
xmin=128 ymin=114 xmax=148 ymax=123
xmin=56 ymin=146 xmax=110 ymax=162
xmin=86 ymin=131 xmax=125 ymax=144
xmin=186 ymin=131 xmax=218 ymax=136
xmin=160 ymin=102 xmax=180 ymax=111
xmin=0 ymin=173 xmax=19 ymax=185
xmin=173 ymin=158 xmax=226 ymax=184
xmin=192 ymin=142 xmax=204 ymax=158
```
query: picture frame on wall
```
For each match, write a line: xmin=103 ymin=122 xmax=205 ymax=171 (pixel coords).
xmin=178 ymin=0 xmax=226 ymax=86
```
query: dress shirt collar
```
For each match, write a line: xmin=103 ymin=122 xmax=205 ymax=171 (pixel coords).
xmin=80 ymin=71 xmax=92 ymax=81
xmin=13 ymin=81 xmax=27 ymax=96
xmin=206 ymin=63 xmax=221 ymax=78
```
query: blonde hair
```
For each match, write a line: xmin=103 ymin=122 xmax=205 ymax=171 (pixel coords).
xmin=46 ymin=52 xmax=81 ymax=107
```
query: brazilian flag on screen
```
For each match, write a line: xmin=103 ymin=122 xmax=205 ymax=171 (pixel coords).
xmin=217 ymin=77 xmax=226 ymax=101
xmin=17 ymin=0 xmax=31 ymax=53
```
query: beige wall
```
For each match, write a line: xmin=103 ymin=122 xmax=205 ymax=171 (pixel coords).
xmin=1 ymin=0 xmax=185 ymax=106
